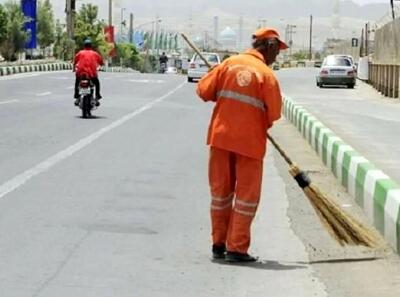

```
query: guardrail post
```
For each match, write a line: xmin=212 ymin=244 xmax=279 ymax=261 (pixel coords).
xmin=390 ymin=65 xmax=395 ymax=98
xmin=382 ymin=65 xmax=387 ymax=95
xmin=397 ymin=65 xmax=400 ymax=99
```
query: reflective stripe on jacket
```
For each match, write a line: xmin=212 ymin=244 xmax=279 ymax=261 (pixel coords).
xmin=196 ymin=49 xmax=282 ymax=160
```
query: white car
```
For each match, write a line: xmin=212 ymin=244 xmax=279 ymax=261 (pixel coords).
xmin=165 ymin=66 xmax=178 ymax=74
xmin=316 ymin=55 xmax=356 ymax=88
xmin=187 ymin=52 xmax=221 ymax=82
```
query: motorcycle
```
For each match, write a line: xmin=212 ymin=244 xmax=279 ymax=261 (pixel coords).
xmin=160 ymin=62 xmax=167 ymax=74
xmin=77 ymin=77 xmax=97 ymax=118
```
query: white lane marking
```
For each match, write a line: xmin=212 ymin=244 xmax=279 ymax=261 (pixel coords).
xmin=129 ymin=79 xmax=164 ymax=83
xmin=36 ymin=92 xmax=52 ymax=96
xmin=50 ymin=76 xmax=69 ymax=80
xmin=0 ymin=99 xmax=19 ymax=105
xmin=0 ymin=82 xmax=186 ymax=199
xmin=0 ymin=73 xmax=39 ymax=81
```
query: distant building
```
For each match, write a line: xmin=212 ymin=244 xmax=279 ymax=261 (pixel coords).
xmin=219 ymin=27 xmax=237 ymax=51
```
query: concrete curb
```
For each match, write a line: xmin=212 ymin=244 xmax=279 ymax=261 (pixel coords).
xmin=0 ymin=62 xmax=73 ymax=76
xmin=283 ymin=96 xmax=400 ymax=253
xmin=0 ymin=63 xmax=137 ymax=77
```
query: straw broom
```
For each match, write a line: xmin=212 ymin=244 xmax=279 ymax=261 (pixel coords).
xmin=267 ymin=134 xmax=379 ymax=247
xmin=181 ymin=32 xmax=379 ymax=248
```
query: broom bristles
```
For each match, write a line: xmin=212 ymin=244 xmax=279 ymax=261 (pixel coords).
xmin=289 ymin=165 xmax=379 ymax=248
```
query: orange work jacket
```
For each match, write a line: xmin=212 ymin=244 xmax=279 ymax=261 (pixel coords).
xmin=196 ymin=49 xmax=282 ymax=160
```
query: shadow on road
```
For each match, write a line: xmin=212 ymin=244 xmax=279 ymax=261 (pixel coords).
xmin=75 ymin=115 xmax=108 ymax=120
xmin=211 ymin=259 xmax=307 ymax=271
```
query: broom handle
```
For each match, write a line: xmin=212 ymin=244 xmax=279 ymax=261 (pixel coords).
xmin=267 ymin=134 xmax=294 ymax=166
xmin=181 ymin=33 xmax=213 ymax=68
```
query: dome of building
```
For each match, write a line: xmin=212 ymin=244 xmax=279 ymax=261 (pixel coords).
xmin=220 ymin=27 xmax=237 ymax=39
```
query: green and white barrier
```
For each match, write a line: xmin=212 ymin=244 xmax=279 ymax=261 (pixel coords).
xmin=0 ymin=62 xmax=72 ymax=76
xmin=283 ymin=96 xmax=400 ymax=252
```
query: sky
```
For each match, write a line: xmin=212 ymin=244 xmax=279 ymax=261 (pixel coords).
xmin=0 ymin=0 xmax=393 ymax=18
xmin=0 ymin=0 xmax=393 ymax=49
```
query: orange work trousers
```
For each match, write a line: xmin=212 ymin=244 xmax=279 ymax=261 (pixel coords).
xmin=208 ymin=146 xmax=263 ymax=254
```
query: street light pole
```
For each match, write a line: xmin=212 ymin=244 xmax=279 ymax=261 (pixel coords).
xmin=309 ymin=15 xmax=313 ymax=60
xmin=120 ymin=8 xmax=126 ymax=42
xmin=129 ymin=13 xmax=134 ymax=44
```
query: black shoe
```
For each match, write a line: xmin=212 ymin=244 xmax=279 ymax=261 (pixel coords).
xmin=225 ymin=251 xmax=258 ymax=263
xmin=212 ymin=244 xmax=226 ymax=259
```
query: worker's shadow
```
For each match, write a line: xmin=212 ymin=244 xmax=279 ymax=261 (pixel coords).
xmin=211 ymin=259 xmax=306 ymax=271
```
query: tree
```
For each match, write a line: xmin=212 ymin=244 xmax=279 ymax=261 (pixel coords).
xmin=0 ymin=4 xmax=7 ymax=45
xmin=116 ymin=43 xmax=140 ymax=69
xmin=0 ymin=1 xmax=28 ymax=61
xmin=74 ymin=4 xmax=108 ymax=55
xmin=53 ymin=19 xmax=74 ymax=61
xmin=292 ymin=50 xmax=308 ymax=61
xmin=37 ymin=0 xmax=55 ymax=51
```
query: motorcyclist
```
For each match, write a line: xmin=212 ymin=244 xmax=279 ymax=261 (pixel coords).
xmin=73 ymin=38 xmax=104 ymax=106
xmin=159 ymin=52 xmax=168 ymax=73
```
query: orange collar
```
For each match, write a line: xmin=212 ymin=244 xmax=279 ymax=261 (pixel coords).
xmin=244 ymin=49 xmax=265 ymax=63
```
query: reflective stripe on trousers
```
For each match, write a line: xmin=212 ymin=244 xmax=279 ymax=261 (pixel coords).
xmin=211 ymin=193 xmax=234 ymax=210
xmin=217 ymin=90 xmax=265 ymax=111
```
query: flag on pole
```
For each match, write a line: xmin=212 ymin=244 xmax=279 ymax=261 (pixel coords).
xmin=21 ymin=0 xmax=37 ymax=49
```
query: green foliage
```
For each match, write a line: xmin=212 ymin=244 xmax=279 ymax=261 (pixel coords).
xmin=74 ymin=4 xmax=108 ymax=55
xmin=0 ymin=1 xmax=28 ymax=61
xmin=53 ymin=19 xmax=75 ymax=61
xmin=136 ymin=54 xmax=157 ymax=73
xmin=0 ymin=4 xmax=7 ymax=44
xmin=37 ymin=0 xmax=55 ymax=49
xmin=115 ymin=42 xmax=140 ymax=69
xmin=291 ymin=50 xmax=308 ymax=61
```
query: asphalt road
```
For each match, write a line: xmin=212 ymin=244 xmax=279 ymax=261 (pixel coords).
xmin=0 ymin=70 xmax=400 ymax=297
xmin=277 ymin=67 xmax=400 ymax=182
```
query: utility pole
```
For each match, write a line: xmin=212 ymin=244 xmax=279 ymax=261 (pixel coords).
xmin=120 ymin=8 xmax=126 ymax=42
xmin=286 ymin=24 xmax=296 ymax=57
xmin=129 ymin=13 xmax=134 ymax=44
xmin=213 ymin=16 xmax=219 ymax=50
xmin=391 ymin=0 xmax=395 ymax=19
xmin=309 ymin=15 xmax=313 ymax=60
xmin=66 ymin=0 xmax=76 ymax=39
xmin=108 ymin=0 xmax=112 ymax=26
xmin=365 ymin=22 xmax=369 ymax=56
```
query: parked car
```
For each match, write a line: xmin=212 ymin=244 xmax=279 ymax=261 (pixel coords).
xmin=316 ymin=55 xmax=356 ymax=88
xmin=165 ymin=66 xmax=178 ymax=74
xmin=187 ymin=52 xmax=221 ymax=82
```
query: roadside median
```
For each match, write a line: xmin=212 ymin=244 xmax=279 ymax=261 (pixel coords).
xmin=0 ymin=62 xmax=73 ymax=76
xmin=283 ymin=96 xmax=400 ymax=253
xmin=0 ymin=63 xmax=139 ymax=77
